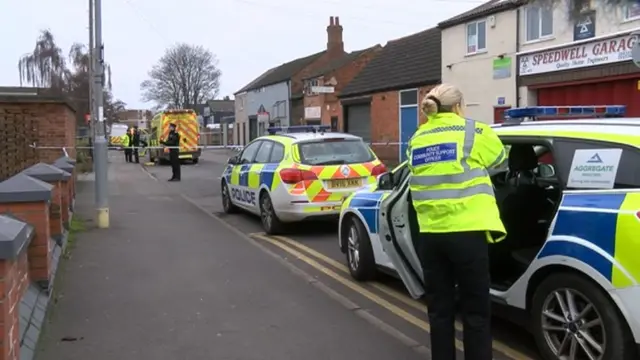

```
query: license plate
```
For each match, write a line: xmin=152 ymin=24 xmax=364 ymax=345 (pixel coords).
xmin=179 ymin=154 xmax=192 ymax=159
xmin=327 ymin=178 xmax=362 ymax=189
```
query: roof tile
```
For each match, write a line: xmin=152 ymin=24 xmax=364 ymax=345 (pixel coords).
xmin=339 ymin=27 xmax=441 ymax=98
xmin=207 ymin=100 xmax=234 ymax=112
xmin=236 ymin=51 xmax=326 ymax=93
xmin=303 ymin=46 xmax=380 ymax=80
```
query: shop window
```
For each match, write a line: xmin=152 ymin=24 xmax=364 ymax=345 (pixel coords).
xmin=625 ymin=2 xmax=640 ymax=20
xmin=466 ymin=20 xmax=487 ymax=54
xmin=525 ymin=5 xmax=553 ymax=42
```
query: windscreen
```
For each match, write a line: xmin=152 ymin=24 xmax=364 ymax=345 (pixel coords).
xmin=110 ymin=125 xmax=128 ymax=137
xmin=297 ymin=139 xmax=375 ymax=165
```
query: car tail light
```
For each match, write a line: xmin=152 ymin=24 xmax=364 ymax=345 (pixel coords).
xmin=279 ymin=168 xmax=318 ymax=184
xmin=371 ymin=164 xmax=387 ymax=177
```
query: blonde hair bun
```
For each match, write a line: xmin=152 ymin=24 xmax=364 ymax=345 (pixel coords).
xmin=421 ymin=83 xmax=464 ymax=116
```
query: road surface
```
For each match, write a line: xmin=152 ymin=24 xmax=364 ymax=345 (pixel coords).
xmin=139 ymin=150 xmax=543 ymax=360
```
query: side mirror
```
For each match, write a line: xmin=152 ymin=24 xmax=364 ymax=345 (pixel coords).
xmin=228 ymin=155 xmax=239 ymax=165
xmin=377 ymin=172 xmax=394 ymax=191
xmin=537 ymin=163 xmax=555 ymax=178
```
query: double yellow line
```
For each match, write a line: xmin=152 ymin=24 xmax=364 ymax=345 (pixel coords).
xmin=250 ymin=232 xmax=534 ymax=360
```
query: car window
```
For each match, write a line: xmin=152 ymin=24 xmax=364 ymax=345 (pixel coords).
xmin=553 ymin=139 xmax=640 ymax=189
xmin=239 ymin=141 xmax=262 ymax=164
xmin=254 ymin=141 xmax=274 ymax=163
xmin=269 ymin=143 xmax=285 ymax=163
xmin=297 ymin=139 xmax=375 ymax=165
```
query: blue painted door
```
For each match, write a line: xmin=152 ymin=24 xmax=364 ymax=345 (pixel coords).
xmin=399 ymin=106 xmax=418 ymax=162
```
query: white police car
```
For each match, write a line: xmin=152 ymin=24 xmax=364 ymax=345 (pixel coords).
xmin=221 ymin=125 xmax=386 ymax=234
xmin=338 ymin=106 xmax=640 ymax=360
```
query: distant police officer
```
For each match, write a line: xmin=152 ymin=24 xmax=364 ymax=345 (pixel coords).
xmin=121 ymin=130 xmax=132 ymax=162
xmin=407 ymin=83 xmax=506 ymax=360
xmin=131 ymin=125 xmax=147 ymax=163
xmin=161 ymin=123 xmax=181 ymax=181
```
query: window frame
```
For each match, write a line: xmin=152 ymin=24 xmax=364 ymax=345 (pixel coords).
xmin=269 ymin=142 xmax=285 ymax=163
xmin=524 ymin=5 xmax=554 ymax=42
xmin=552 ymin=138 xmax=640 ymax=189
xmin=399 ymin=89 xmax=418 ymax=107
xmin=253 ymin=140 xmax=275 ymax=164
xmin=239 ymin=140 xmax=262 ymax=164
xmin=466 ymin=19 xmax=487 ymax=55
xmin=624 ymin=2 xmax=640 ymax=21
xmin=304 ymin=79 xmax=320 ymax=96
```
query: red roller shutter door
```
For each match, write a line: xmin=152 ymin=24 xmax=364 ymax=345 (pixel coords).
xmin=537 ymin=78 xmax=640 ymax=117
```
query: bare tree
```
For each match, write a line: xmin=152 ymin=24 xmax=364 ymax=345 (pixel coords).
xmin=140 ymin=43 xmax=222 ymax=108
xmin=18 ymin=29 xmax=68 ymax=89
xmin=17 ymin=29 xmax=125 ymax=126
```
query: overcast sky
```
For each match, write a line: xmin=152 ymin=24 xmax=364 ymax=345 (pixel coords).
xmin=1 ymin=0 xmax=483 ymax=109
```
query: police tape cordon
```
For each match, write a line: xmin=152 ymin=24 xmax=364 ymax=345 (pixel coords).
xmin=28 ymin=141 xmax=408 ymax=151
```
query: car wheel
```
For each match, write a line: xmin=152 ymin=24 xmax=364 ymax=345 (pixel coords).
xmin=260 ymin=192 xmax=283 ymax=235
xmin=221 ymin=182 xmax=238 ymax=214
xmin=192 ymin=158 xmax=199 ymax=164
xmin=345 ymin=217 xmax=376 ymax=281
xmin=531 ymin=272 xmax=636 ymax=360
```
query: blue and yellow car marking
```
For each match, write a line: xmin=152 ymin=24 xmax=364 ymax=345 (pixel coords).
xmin=539 ymin=192 xmax=640 ymax=288
xmin=344 ymin=191 xmax=391 ymax=233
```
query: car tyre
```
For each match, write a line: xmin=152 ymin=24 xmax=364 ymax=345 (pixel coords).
xmin=345 ymin=217 xmax=376 ymax=281
xmin=192 ymin=158 xmax=199 ymax=164
xmin=531 ymin=272 xmax=636 ymax=360
xmin=221 ymin=182 xmax=238 ymax=214
xmin=260 ymin=192 xmax=283 ymax=235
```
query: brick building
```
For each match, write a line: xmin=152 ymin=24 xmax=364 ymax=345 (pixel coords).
xmin=0 ymin=87 xmax=77 ymax=181
xmin=233 ymin=16 xmax=350 ymax=144
xmin=301 ymin=45 xmax=382 ymax=129
xmin=338 ymin=28 xmax=441 ymax=165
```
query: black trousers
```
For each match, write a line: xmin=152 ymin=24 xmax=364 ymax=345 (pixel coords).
xmin=124 ymin=148 xmax=132 ymax=162
xmin=415 ymin=231 xmax=492 ymax=360
xmin=132 ymin=147 xmax=139 ymax=163
xmin=169 ymin=151 xmax=181 ymax=179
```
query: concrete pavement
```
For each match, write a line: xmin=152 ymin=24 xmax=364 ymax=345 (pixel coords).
xmin=36 ymin=154 xmax=429 ymax=360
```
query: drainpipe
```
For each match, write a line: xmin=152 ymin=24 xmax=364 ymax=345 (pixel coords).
xmin=515 ymin=6 xmax=522 ymax=107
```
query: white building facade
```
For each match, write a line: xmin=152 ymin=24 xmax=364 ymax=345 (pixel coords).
xmin=440 ymin=0 xmax=640 ymax=123
xmin=517 ymin=3 xmax=640 ymax=116
xmin=439 ymin=1 xmax=521 ymax=124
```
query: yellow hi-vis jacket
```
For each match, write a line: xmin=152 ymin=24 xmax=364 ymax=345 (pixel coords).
xmin=407 ymin=112 xmax=507 ymax=242
xmin=120 ymin=134 xmax=130 ymax=147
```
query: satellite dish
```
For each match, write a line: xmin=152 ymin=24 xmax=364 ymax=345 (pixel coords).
xmin=631 ymin=31 xmax=640 ymax=68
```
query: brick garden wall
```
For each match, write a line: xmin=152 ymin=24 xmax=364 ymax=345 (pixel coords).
xmin=0 ymin=92 xmax=77 ymax=181
xmin=0 ymin=107 xmax=39 ymax=182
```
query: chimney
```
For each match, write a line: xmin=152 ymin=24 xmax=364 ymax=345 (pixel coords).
xmin=327 ymin=16 xmax=344 ymax=56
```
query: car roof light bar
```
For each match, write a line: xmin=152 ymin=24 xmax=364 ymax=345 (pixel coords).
xmin=267 ymin=125 xmax=331 ymax=135
xmin=504 ymin=105 xmax=626 ymax=123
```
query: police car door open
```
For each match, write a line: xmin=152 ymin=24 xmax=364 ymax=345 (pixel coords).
xmin=379 ymin=176 xmax=426 ymax=300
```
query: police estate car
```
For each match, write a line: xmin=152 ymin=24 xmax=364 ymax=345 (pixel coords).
xmin=338 ymin=106 xmax=640 ymax=360
xmin=221 ymin=125 xmax=386 ymax=234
